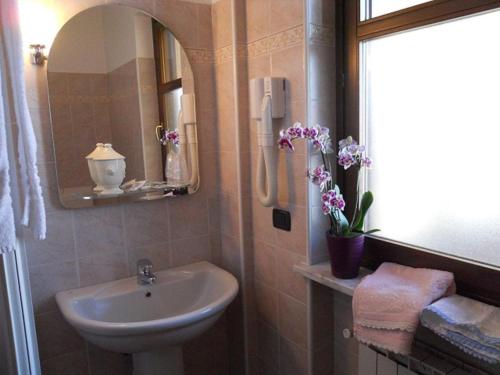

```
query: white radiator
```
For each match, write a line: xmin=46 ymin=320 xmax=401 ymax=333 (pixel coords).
xmin=357 ymin=344 xmax=482 ymax=375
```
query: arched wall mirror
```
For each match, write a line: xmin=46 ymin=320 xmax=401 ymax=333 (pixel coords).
xmin=47 ymin=5 xmax=200 ymax=209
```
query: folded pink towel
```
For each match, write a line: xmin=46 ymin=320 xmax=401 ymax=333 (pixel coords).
xmin=353 ymin=262 xmax=455 ymax=354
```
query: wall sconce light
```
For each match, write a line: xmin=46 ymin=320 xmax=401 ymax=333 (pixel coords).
xmin=29 ymin=44 xmax=47 ymax=65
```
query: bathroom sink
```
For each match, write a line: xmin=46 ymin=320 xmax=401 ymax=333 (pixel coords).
xmin=56 ymin=261 xmax=238 ymax=375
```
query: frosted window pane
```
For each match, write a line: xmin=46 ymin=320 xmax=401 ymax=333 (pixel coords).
xmin=361 ymin=0 xmax=432 ymax=20
xmin=362 ymin=9 xmax=500 ymax=268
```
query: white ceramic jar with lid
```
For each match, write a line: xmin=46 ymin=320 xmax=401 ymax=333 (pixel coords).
xmin=86 ymin=143 xmax=105 ymax=192
xmin=90 ymin=143 xmax=126 ymax=195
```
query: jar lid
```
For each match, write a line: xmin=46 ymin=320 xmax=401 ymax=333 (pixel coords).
xmin=92 ymin=143 xmax=125 ymax=161
xmin=85 ymin=143 xmax=104 ymax=160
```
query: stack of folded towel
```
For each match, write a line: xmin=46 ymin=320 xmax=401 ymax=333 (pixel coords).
xmin=352 ymin=262 xmax=455 ymax=355
xmin=421 ymin=294 xmax=500 ymax=364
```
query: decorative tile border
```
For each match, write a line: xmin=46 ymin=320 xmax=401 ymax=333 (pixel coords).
xmin=308 ymin=23 xmax=334 ymax=46
xmin=247 ymin=25 xmax=304 ymax=58
xmin=185 ymin=48 xmax=215 ymax=64
xmin=190 ymin=25 xmax=305 ymax=66
xmin=214 ymin=44 xmax=247 ymax=65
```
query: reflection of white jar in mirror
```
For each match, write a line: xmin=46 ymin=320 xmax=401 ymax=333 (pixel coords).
xmin=165 ymin=145 xmax=189 ymax=187
xmin=91 ymin=144 xmax=126 ymax=195
xmin=86 ymin=143 xmax=105 ymax=192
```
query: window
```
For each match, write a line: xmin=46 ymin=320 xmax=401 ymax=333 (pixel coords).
xmin=360 ymin=0 xmax=432 ymax=20
xmin=341 ymin=0 xmax=500 ymax=290
xmin=361 ymin=8 xmax=500 ymax=268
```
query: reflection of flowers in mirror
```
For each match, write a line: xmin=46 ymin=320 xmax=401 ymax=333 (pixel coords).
xmin=160 ymin=129 xmax=179 ymax=146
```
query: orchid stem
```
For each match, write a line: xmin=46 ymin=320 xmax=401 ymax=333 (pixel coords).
xmin=350 ymin=167 xmax=361 ymax=228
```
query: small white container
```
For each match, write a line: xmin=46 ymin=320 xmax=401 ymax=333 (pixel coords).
xmin=89 ymin=144 xmax=126 ymax=195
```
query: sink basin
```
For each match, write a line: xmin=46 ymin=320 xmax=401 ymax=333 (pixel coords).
xmin=56 ymin=261 xmax=238 ymax=375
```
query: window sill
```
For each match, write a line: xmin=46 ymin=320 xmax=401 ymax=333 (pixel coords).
xmin=294 ymin=261 xmax=372 ymax=296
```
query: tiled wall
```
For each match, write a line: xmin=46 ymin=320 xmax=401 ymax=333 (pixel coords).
xmin=211 ymin=1 xmax=248 ymax=373
xmin=23 ymin=0 xmax=229 ymax=374
xmin=137 ymin=57 xmax=162 ymax=182
xmin=48 ymin=56 xmax=163 ymax=188
xmin=210 ymin=0 xmax=337 ymax=374
xmin=24 ymin=0 xmax=340 ymax=374
xmin=47 ymin=71 xmax=112 ymax=189
xmin=244 ymin=1 xmax=310 ymax=374
xmin=108 ymin=58 xmax=145 ymax=181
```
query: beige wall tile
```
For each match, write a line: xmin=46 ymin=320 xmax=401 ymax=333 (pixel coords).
xmin=212 ymin=0 xmax=232 ymax=50
xmin=271 ymin=44 xmax=306 ymax=103
xmin=274 ymin=204 xmax=307 ymax=256
xmin=247 ymin=53 xmax=271 ymax=79
xmin=220 ymin=233 xmax=242 ymax=280
xmin=193 ymin=63 xmax=216 ymax=112
xmin=87 ymin=343 xmax=133 ymax=375
xmin=35 ymin=311 xmax=85 ymax=361
xmin=251 ymin=198 xmax=276 ymax=245
xmin=74 ymin=206 xmax=125 ymax=258
xmin=276 ymin=248 xmax=307 ymax=303
xmin=26 ymin=211 xmax=75 ymax=267
xmin=218 ymin=151 xmax=239 ymax=196
xmin=127 ymin=242 xmax=171 ymax=275
xmin=253 ymin=240 xmax=277 ymax=287
xmin=168 ymin=194 xmax=209 ymax=240
xmin=171 ymin=234 xmax=212 ymax=267
xmin=277 ymin=151 xmax=307 ymax=206
xmin=254 ymin=281 xmax=278 ymax=328
xmin=279 ymin=337 xmax=308 ymax=375
xmin=257 ymin=320 xmax=279 ymax=370
xmin=29 ymin=260 xmax=79 ymax=314
xmin=78 ymin=251 xmax=129 ymax=287
xmin=197 ymin=4 xmax=213 ymax=50
xmin=246 ymin=0 xmax=271 ymax=43
xmin=219 ymin=193 xmax=241 ymax=238
xmin=41 ymin=350 xmax=88 ymax=375
xmin=270 ymin=0 xmax=304 ymax=35
xmin=278 ymin=293 xmax=307 ymax=349
xmin=123 ymin=201 xmax=170 ymax=248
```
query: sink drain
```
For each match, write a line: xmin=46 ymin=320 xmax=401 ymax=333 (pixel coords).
xmin=145 ymin=291 xmax=152 ymax=298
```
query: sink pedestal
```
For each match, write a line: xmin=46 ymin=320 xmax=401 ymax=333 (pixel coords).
xmin=133 ymin=347 xmax=183 ymax=375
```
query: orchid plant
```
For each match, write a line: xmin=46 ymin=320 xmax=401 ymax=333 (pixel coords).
xmin=278 ymin=122 xmax=377 ymax=237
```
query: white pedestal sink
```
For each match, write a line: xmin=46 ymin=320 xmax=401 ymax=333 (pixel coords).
xmin=56 ymin=262 xmax=238 ymax=375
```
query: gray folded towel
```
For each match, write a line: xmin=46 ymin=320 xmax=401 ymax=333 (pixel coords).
xmin=421 ymin=294 xmax=500 ymax=364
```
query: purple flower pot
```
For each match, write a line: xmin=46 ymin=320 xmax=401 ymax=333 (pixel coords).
xmin=326 ymin=232 xmax=365 ymax=279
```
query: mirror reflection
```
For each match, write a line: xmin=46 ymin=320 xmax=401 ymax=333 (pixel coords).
xmin=47 ymin=5 xmax=199 ymax=208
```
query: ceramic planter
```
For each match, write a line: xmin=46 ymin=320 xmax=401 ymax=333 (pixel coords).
xmin=325 ymin=232 xmax=365 ymax=279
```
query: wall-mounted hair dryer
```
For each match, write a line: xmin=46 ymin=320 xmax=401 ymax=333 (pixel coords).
xmin=178 ymin=93 xmax=199 ymax=191
xmin=250 ymin=77 xmax=285 ymax=207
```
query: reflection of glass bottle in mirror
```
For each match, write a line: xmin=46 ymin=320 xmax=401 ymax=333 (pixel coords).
xmin=165 ymin=143 xmax=189 ymax=187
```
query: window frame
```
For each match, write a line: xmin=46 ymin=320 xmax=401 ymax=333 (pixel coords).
xmin=337 ymin=0 xmax=500 ymax=306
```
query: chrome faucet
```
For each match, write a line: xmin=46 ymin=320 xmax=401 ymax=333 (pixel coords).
xmin=137 ymin=259 xmax=157 ymax=285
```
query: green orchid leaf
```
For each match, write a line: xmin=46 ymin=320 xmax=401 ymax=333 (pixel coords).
xmin=337 ymin=210 xmax=350 ymax=235
xmin=352 ymin=191 xmax=374 ymax=232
